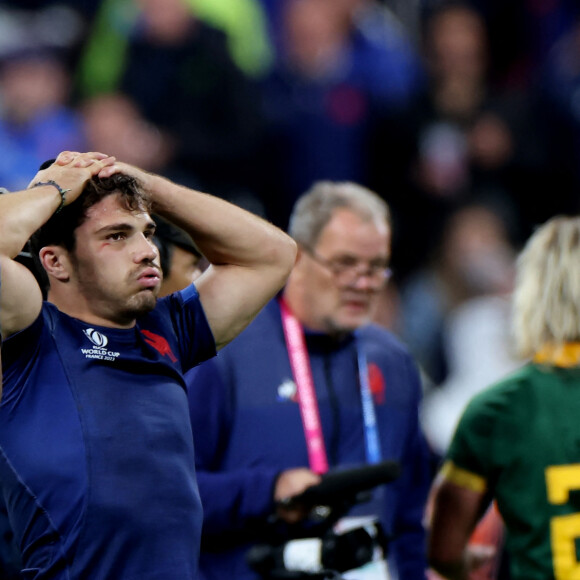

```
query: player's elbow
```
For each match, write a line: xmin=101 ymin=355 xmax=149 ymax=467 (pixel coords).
xmin=269 ymin=233 xmax=297 ymax=286
xmin=280 ymin=234 xmax=298 ymax=273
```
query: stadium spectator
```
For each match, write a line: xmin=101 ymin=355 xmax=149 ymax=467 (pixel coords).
xmin=259 ymin=0 xmax=424 ymax=229
xmin=370 ymin=1 xmax=555 ymax=280
xmin=0 ymin=47 xmax=85 ymax=191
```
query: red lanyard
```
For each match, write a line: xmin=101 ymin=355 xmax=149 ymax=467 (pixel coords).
xmin=279 ymin=298 xmax=383 ymax=469
xmin=279 ymin=298 xmax=329 ymax=474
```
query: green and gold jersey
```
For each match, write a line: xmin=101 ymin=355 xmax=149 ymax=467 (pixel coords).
xmin=445 ymin=359 xmax=580 ymax=580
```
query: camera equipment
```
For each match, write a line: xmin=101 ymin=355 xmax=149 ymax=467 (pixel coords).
xmin=248 ymin=461 xmax=400 ymax=579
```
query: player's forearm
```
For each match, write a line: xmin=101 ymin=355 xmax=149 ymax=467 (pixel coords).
xmin=0 ymin=152 xmax=115 ymax=259
xmin=140 ymin=172 xmax=297 ymax=275
xmin=0 ymin=186 xmax=64 ymax=258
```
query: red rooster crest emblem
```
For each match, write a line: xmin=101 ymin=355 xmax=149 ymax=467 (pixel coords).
xmin=140 ymin=330 xmax=178 ymax=363
xmin=368 ymin=363 xmax=386 ymax=404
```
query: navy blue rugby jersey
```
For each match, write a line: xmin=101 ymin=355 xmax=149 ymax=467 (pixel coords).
xmin=0 ymin=283 xmax=215 ymax=579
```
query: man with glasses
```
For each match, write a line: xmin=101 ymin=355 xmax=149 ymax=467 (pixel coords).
xmin=187 ymin=181 xmax=431 ymax=579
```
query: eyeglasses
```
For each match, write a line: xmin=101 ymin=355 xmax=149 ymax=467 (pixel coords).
xmin=304 ymin=247 xmax=392 ymax=286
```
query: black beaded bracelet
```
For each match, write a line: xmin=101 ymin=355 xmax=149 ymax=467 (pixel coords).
xmin=32 ymin=180 xmax=72 ymax=214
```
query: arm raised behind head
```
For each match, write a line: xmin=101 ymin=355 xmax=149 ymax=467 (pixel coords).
xmin=99 ymin=162 xmax=298 ymax=349
xmin=0 ymin=152 xmax=116 ymax=339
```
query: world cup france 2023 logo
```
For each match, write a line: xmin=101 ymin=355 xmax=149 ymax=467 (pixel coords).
xmin=82 ymin=328 xmax=120 ymax=362
xmin=83 ymin=328 xmax=108 ymax=349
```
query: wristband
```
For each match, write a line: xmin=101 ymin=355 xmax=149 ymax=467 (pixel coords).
xmin=32 ymin=180 xmax=72 ymax=214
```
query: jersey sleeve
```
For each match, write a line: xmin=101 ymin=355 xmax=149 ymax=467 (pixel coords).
xmin=163 ymin=283 xmax=217 ymax=371
xmin=1 ymin=312 xmax=45 ymax=403
xmin=445 ymin=382 xmax=512 ymax=491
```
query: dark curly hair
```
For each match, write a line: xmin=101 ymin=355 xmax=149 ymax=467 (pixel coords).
xmin=30 ymin=173 xmax=151 ymax=254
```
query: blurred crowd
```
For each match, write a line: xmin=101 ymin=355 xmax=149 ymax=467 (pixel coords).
xmin=1 ymin=0 xmax=580 ymax=461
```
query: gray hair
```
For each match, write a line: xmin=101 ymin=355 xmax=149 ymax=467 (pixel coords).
xmin=512 ymin=216 xmax=580 ymax=358
xmin=288 ymin=181 xmax=391 ymax=248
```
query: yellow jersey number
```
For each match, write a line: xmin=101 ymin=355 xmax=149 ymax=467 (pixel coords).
xmin=546 ymin=464 xmax=580 ymax=579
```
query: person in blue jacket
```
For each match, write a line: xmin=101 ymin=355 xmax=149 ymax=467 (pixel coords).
xmin=188 ymin=180 xmax=431 ymax=579
xmin=0 ymin=151 xmax=296 ymax=579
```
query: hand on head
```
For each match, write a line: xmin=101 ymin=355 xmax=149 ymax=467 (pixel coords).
xmin=54 ymin=150 xmax=113 ymax=168
xmin=29 ymin=151 xmax=117 ymax=207
xmin=57 ymin=152 xmax=144 ymax=183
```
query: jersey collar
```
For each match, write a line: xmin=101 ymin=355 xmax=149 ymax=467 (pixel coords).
xmin=533 ymin=343 xmax=580 ymax=367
